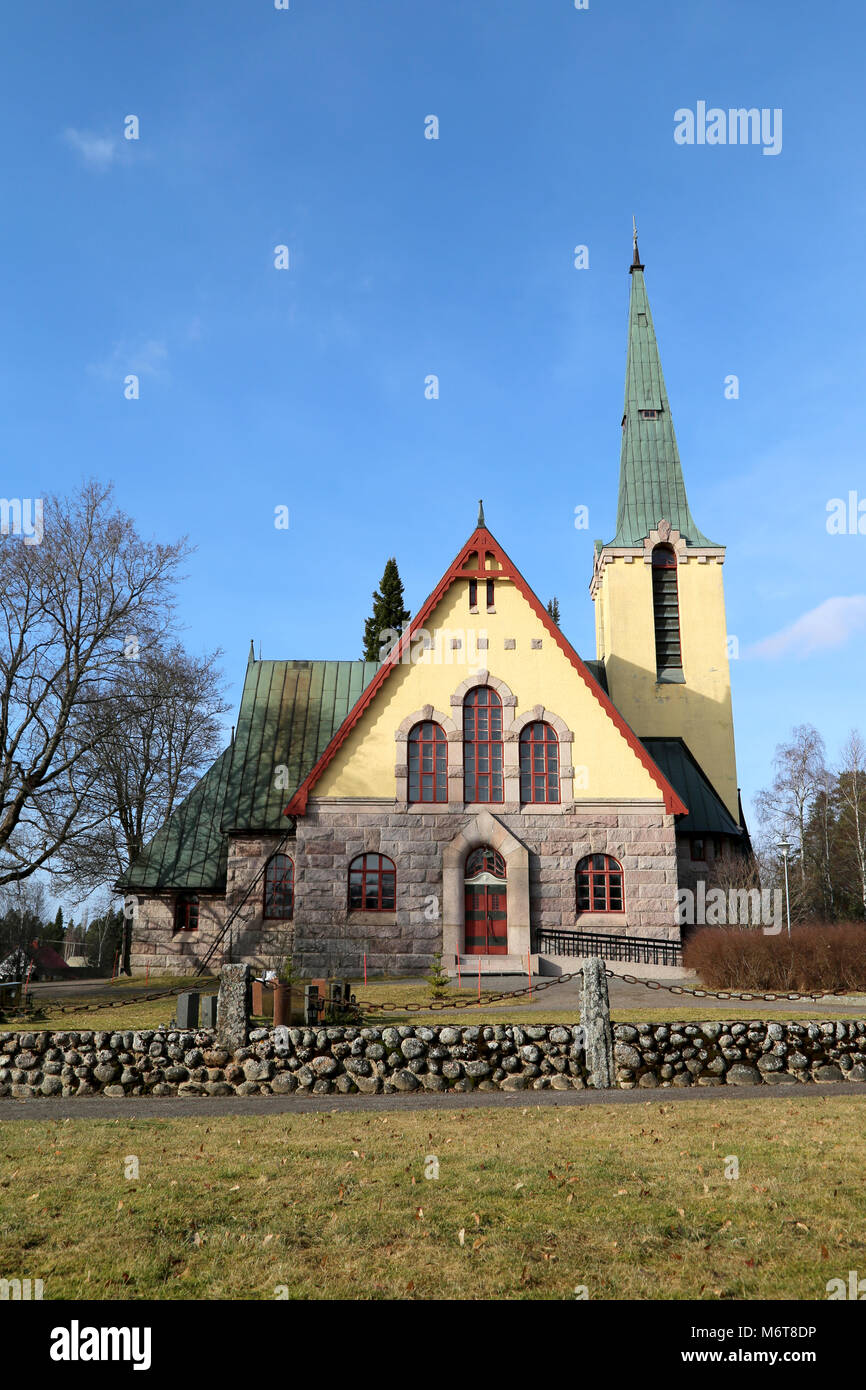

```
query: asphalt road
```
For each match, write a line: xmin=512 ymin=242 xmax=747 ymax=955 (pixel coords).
xmin=2 ymin=1081 xmax=865 ymax=1122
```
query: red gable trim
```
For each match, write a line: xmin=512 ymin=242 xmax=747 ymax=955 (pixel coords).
xmin=285 ymin=527 xmax=688 ymax=817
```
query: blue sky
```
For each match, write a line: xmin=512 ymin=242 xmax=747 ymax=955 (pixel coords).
xmin=3 ymin=0 xmax=865 ymax=842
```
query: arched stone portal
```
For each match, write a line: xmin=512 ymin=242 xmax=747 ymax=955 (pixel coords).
xmin=442 ymin=810 xmax=530 ymax=960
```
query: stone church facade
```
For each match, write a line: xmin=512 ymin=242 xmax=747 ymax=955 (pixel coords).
xmin=121 ymin=237 xmax=749 ymax=978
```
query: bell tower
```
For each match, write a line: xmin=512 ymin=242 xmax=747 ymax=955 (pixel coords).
xmin=590 ymin=231 xmax=740 ymax=823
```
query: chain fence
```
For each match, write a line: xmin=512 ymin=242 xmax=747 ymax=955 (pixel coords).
xmin=1 ymin=977 xmax=218 ymax=1022
xmin=1 ymin=961 xmax=859 ymax=1027
xmin=606 ymin=969 xmax=853 ymax=1005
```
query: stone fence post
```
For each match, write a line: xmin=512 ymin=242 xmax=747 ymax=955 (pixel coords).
xmin=217 ymin=963 xmax=250 ymax=1049
xmin=581 ymin=957 xmax=614 ymax=1089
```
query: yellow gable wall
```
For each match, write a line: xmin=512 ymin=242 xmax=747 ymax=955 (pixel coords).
xmin=595 ymin=556 xmax=739 ymax=820
xmin=315 ymin=578 xmax=664 ymax=801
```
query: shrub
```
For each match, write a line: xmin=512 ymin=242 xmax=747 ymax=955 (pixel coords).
xmin=683 ymin=922 xmax=866 ymax=993
xmin=426 ymin=950 xmax=451 ymax=1000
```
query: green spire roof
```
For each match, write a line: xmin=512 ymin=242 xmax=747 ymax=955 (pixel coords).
xmin=608 ymin=242 xmax=719 ymax=549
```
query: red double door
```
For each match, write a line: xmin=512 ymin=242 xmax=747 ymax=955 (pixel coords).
xmin=464 ymin=883 xmax=508 ymax=955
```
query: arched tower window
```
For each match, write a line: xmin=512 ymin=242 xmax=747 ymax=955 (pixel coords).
xmin=408 ymin=721 xmax=448 ymax=803
xmin=519 ymin=722 xmax=560 ymax=803
xmin=463 ymin=687 xmax=503 ymax=803
xmin=264 ymin=853 xmax=294 ymax=919
xmin=651 ymin=544 xmax=682 ymax=677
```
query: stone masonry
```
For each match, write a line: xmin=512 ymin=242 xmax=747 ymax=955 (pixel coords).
xmin=129 ymin=805 xmax=677 ymax=978
xmin=1 ymin=1018 xmax=864 ymax=1098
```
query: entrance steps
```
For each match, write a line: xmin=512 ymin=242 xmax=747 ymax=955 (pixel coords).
xmin=449 ymin=954 xmax=540 ymax=978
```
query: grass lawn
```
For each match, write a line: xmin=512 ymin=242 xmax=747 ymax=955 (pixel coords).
xmin=1 ymin=1097 xmax=864 ymax=1300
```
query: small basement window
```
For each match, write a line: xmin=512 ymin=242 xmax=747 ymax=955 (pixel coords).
xmin=174 ymin=894 xmax=199 ymax=931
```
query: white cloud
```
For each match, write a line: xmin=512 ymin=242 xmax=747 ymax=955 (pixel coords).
xmin=63 ymin=128 xmax=118 ymax=171
xmin=747 ymin=595 xmax=866 ymax=660
xmin=88 ymin=339 xmax=168 ymax=382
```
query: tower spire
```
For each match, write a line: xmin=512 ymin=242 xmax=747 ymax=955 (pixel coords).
xmin=609 ymin=246 xmax=718 ymax=548
xmin=477 ymin=498 xmax=486 ymax=528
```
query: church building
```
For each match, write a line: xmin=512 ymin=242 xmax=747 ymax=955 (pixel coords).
xmin=122 ymin=237 xmax=748 ymax=978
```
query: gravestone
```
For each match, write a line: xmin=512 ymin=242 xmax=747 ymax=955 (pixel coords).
xmin=217 ymin=964 xmax=250 ymax=1049
xmin=200 ymin=994 xmax=218 ymax=1028
xmin=304 ymin=984 xmax=321 ymax=1026
xmin=581 ymin=957 xmax=614 ymax=1088
xmin=176 ymin=992 xmax=199 ymax=1030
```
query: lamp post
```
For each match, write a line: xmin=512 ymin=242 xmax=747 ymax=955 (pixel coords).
xmin=778 ymin=837 xmax=792 ymax=938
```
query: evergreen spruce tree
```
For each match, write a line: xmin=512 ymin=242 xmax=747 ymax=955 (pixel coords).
xmin=426 ymin=950 xmax=451 ymax=1001
xmin=546 ymin=597 xmax=561 ymax=627
xmin=362 ymin=557 xmax=410 ymax=661
xmin=43 ymin=906 xmax=65 ymax=946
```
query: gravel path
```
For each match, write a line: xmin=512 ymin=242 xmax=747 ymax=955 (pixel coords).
xmin=2 ymin=1081 xmax=865 ymax=1122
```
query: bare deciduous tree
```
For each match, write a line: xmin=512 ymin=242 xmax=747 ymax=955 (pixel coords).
xmin=754 ymin=724 xmax=826 ymax=892
xmin=0 ymin=480 xmax=190 ymax=887
xmin=836 ymin=730 xmax=866 ymax=917
xmin=53 ymin=643 xmax=230 ymax=895
xmin=0 ymin=878 xmax=49 ymax=959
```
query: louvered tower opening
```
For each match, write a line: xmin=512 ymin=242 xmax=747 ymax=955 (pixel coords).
xmin=651 ymin=543 xmax=682 ymax=678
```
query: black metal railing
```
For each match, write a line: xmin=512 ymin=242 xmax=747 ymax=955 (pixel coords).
xmin=535 ymin=929 xmax=682 ymax=967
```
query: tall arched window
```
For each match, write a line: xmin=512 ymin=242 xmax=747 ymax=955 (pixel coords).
xmin=651 ymin=544 xmax=682 ymax=677
xmin=519 ymin=721 xmax=560 ymax=803
xmin=463 ymin=687 xmax=503 ymax=803
xmin=576 ymin=855 xmax=624 ymax=914
xmin=264 ymin=853 xmax=294 ymax=919
xmin=348 ymin=853 xmax=396 ymax=911
xmin=174 ymin=893 xmax=199 ymax=932
xmin=408 ymin=721 xmax=448 ymax=803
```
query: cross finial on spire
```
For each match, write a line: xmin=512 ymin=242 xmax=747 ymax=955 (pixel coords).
xmin=630 ymin=216 xmax=644 ymax=274
xmin=477 ymin=498 xmax=486 ymax=528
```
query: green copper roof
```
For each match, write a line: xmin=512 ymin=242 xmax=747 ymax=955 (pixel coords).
xmin=222 ymin=659 xmax=380 ymax=831
xmin=118 ymin=658 xmax=379 ymax=891
xmin=608 ymin=256 xmax=719 ymax=549
xmin=116 ymin=745 xmax=233 ymax=892
xmin=641 ymin=738 xmax=741 ymax=836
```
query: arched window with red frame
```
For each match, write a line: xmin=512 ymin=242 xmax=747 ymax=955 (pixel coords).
xmin=348 ymin=853 xmax=396 ymax=912
xmin=173 ymin=893 xmax=199 ymax=932
xmin=651 ymin=543 xmax=682 ymax=676
xmin=408 ymin=721 xmax=448 ymax=803
xmin=576 ymin=854 xmax=624 ymax=914
xmin=463 ymin=687 xmax=503 ymax=803
xmin=465 ymin=846 xmax=506 ymax=879
xmin=264 ymin=853 xmax=294 ymax=919
xmin=519 ymin=721 xmax=560 ymax=803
